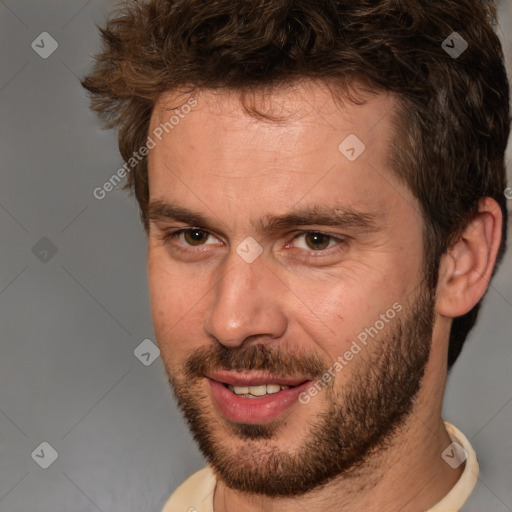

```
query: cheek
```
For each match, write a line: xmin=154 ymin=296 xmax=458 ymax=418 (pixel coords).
xmin=301 ymin=265 xmax=378 ymax=310
xmin=148 ymin=266 xmax=174 ymax=331
xmin=147 ymin=256 xmax=211 ymax=364
xmin=148 ymin=260 xmax=190 ymax=338
xmin=287 ymin=264 xmax=410 ymax=357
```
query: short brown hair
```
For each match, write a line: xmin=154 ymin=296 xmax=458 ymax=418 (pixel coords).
xmin=82 ymin=0 xmax=510 ymax=369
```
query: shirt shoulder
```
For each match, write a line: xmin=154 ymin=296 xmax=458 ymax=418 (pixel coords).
xmin=427 ymin=421 xmax=479 ymax=512
xmin=161 ymin=466 xmax=216 ymax=512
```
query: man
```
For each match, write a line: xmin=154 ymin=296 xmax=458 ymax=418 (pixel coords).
xmin=82 ymin=0 xmax=510 ymax=510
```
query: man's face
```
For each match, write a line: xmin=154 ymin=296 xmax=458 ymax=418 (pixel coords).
xmin=146 ymin=83 xmax=435 ymax=495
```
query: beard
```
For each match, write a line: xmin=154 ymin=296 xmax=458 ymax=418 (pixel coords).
xmin=165 ymin=280 xmax=435 ymax=497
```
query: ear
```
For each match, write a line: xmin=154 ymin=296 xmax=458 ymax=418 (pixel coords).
xmin=436 ymin=197 xmax=503 ymax=318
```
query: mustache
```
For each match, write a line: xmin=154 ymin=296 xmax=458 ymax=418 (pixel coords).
xmin=183 ymin=343 xmax=329 ymax=380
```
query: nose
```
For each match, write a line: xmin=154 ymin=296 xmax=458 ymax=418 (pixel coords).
xmin=203 ymin=250 xmax=287 ymax=348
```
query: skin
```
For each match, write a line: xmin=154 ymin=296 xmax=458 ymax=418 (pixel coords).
xmin=146 ymin=81 xmax=502 ymax=511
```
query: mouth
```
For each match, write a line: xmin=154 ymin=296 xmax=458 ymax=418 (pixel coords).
xmin=226 ymin=383 xmax=296 ymax=398
xmin=206 ymin=371 xmax=313 ymax=424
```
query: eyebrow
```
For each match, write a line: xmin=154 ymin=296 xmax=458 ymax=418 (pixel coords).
xmin=147 ymin=200 xmax=379 ymax=235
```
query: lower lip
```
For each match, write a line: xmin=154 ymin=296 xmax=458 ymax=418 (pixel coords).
xmin=208 ymin=379 xmax=311 ymax=424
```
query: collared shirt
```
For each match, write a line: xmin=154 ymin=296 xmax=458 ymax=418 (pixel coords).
xmin=161 ymin=421 xmax=479 ymax=512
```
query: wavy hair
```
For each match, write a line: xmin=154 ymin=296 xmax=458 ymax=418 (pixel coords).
xmin=82 ymin=0 xmax=510 ymax=368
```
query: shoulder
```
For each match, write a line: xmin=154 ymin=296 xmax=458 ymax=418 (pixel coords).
xmin=160 ymin=466 xmax=216 ymax=512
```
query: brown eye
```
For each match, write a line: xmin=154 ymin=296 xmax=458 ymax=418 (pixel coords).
xmin=183 ymin=229 xmax=209 ymax=245
xmin=304 ymin=232 xmax=332 ymax=250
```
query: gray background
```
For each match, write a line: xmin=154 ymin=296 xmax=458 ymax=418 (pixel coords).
xmin=0 ymin=1 xmax=511 ymax=511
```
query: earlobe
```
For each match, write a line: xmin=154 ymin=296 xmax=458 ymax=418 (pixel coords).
xmin=436 ymin=197 xmax=503 ymax=318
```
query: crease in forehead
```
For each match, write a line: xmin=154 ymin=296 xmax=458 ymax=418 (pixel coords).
xmin=149 ymin=79 xmax=397 ymax=129
xmin=147 ymin=81 xmax=400 ymax=184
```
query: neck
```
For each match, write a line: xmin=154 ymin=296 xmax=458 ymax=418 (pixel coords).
xmin=213 ymin=358 xmax=463 ymax=512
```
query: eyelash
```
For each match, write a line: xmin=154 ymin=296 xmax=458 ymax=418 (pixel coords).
xmin=159 ymin=228 xmax=347 ymax=256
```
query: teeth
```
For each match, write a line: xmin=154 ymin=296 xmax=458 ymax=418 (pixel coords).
xmin=229 ymin=384 xmax=291 ymax=396
xmin=249 ymin=385 xmax=267 ymax=396
xmin=266 ymin=384 xmax=281 ymax=394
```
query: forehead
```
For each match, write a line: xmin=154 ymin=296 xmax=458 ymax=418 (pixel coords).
xmin=149 ymin=81 xmax=397 ymax=144
xmin=146 ymin=82 xmax=414 ymax=229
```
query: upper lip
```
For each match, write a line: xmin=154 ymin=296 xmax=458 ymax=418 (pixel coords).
xmin=206 ymin=370 xmax=311 ymax=387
